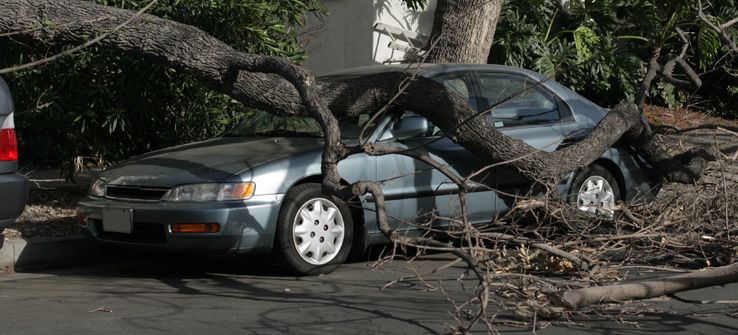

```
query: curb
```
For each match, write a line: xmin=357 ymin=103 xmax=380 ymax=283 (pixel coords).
xmin=0 ymin=235 xmax=103 ymax=271
xmin=0 ymin=168 xmax=104 ymax=272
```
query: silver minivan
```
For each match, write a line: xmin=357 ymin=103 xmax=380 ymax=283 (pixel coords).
xmin=0 ymin=77 xmax=29 ymax=248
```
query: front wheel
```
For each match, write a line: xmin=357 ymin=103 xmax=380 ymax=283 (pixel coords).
xmin=273 ymin=183 xmax=353 ymax=275
xmin=568 ymin=164 xmax=621 ymax=217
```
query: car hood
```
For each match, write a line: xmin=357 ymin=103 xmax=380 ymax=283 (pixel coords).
xmin=100 ymin=136 xmax=323 ymax=187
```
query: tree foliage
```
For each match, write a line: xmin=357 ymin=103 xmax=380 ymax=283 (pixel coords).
xmin=490 ymin=0 xmax=738 ymax=113
xmin=402 ymin=0 xmax=427 ymax=11
xmin=1 ymin=0 xmax=324 ymax=171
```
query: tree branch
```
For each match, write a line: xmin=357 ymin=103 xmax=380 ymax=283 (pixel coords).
xmin=553 ymin=262 xmax=738 ymax=310
xmin=697 ymin=0 xmax=738 ymax=54
xmin=0 ymin=0 xmax=158 ymax=74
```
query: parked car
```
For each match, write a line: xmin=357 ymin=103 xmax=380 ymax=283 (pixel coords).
xmin=0 ymin=77 xmax=29 ymax=249
xmin=77 ymin=64 xmax=660 ymax=275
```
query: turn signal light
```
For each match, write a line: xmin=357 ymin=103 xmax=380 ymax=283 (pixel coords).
xmin=78 ymin=216 xmax=88 ymax=226
xmin=219 ymin=182 xmax=255 ymax=200
xmin=171 ymin=223 xmax=220 ymax=233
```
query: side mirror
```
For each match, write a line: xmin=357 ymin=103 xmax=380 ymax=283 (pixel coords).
xmin=392 ymin=115 xmax=431 ymax=140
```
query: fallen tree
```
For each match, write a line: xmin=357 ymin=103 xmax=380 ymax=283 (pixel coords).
xmin=2 ymin=0 xmax=738 ymax=333
xmin=0 ymin=0 xmax=710 ymax=186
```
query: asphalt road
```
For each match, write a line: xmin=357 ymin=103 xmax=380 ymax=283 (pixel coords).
xmin=1 ymin=251 xmax=737 ymax=334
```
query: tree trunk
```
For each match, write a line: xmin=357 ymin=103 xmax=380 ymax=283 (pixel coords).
xmin=425 ymin=0 xmax=504 ymax=63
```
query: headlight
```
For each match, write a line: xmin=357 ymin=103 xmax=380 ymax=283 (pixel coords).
xmin=89 ymin=179 xmax=106 ymax=197
xmin=163 ymin=182 xmax=255 ymax=202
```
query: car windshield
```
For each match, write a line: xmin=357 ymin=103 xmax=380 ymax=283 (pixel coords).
xmin=227 ymin=110 xmax=376 ymax=139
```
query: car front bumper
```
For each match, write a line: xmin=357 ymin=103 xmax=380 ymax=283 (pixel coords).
xmin=76 ymin=194 xmax=284 ymax=255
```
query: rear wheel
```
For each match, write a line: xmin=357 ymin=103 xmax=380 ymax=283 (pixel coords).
xmin=273 ymin=183 xmax=353 ymax=275
xmin=568 ymin=164 xmax=621 ymax=217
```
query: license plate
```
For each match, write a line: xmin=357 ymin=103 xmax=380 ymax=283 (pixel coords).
xmin=103 ymin=208 xmax=133 ymax=233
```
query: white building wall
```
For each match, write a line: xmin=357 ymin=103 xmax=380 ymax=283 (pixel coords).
xmin=301 ymin=0 xmax=437 ymax=75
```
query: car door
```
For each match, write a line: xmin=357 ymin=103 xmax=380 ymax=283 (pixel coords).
xmin=373 ymin=114 xmax=445 ymax=233
xmin=373 ymin=71 xmax=498 ymax=233
xmin=473 ymin=71 xmax=581 ymax=211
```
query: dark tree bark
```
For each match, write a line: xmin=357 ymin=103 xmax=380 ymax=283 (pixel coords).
xmin=0 ymin=0 xmax=707 ymax=188
xmin=424 ymin=0 xmax=504 ymax=63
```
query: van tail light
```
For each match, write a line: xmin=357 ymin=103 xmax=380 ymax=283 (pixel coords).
xmin=0 ymin=112 xmax=18 ymax=161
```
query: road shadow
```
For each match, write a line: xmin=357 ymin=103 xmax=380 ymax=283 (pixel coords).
xmin=11 ymin=242 xmax=455 ymax=335
xmin=11 ymin=239 xmax=738 ymax=335
xmin=13 ymin=234 xmax=409 ymax=278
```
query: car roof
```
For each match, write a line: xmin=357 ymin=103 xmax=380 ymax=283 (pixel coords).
xmin=0 ymin=76 xmax=12 ymax=116
xmin=319 ymin=63 xmax=546 ymax=81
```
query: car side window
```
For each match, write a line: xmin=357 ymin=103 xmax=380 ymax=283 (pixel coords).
xmin=432 ymin=72 xmax=478 ymax=112
xmin=477 ymin=73 xmax=570 ymax=128
xmin=339 ymin=113 xmax=378 ymax=139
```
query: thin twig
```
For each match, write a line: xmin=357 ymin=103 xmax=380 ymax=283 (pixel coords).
xmin=381 ymin=258 xmax=463 ymax=290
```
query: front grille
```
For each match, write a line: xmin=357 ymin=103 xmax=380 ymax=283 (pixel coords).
xmin=106 ymin=186 xmax=168 ymax=202
xmin=93 ymin=219 xmax=167 ymax=244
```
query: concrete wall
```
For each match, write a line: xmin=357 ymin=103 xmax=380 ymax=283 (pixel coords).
xmin=301 ymin=0 xmax=437 ymax=75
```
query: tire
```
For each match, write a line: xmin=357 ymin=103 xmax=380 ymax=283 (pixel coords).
xmin=568 ymin=164 xmax=621 ymax=217
xmin=273 ymin=183 xmax=353 ymax=275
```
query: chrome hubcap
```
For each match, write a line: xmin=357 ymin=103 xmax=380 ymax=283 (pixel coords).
xmin=293 ymin=198 xmax=345 ymax=265
xmin=576 ymin=176 xmax=616 ymax=217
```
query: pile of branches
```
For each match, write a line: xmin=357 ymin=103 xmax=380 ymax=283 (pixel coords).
xmin=376 ymin=131 xmax=738 ymax=333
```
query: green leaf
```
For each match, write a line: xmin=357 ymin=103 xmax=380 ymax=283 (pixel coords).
xmin=615 ymin=35 xmax=649 ymax=42
xmin=697 ymin=18 xmax=723 ymax=70
xmin=572 ymin=26 xmax=599 ymax=62
xmin=402 ymin=0 xmax=427 ymax=10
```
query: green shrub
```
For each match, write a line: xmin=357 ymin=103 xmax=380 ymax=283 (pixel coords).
xmin=490 ymin=0 xmax=738 ymax=116
xmin=1 ymin=0 xmax=324 ymax=175
xmin=489 ymin=0 xmax=646 ymax=107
